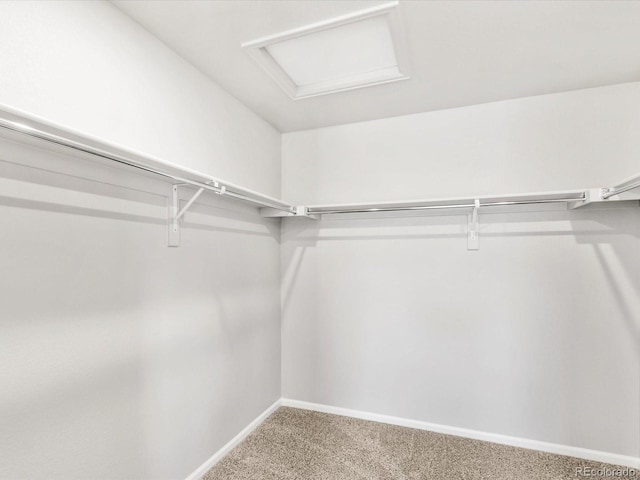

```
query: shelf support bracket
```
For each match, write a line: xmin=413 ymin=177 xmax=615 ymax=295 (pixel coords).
xmin=260 ymin=205 xmax=318 ymax=219
xmin=168 ymin=185 xmax=181 ymax=247
xmin=468 ymin=198 xmax=480 ymax=251
xmin=176 ymin=187 xmax=205 ymax=221
xmin=169 ymin=182 xmax=225 ymax=247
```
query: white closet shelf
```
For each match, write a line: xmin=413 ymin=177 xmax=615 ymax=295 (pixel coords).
xmin=260 ymin=184 xmax=639 ymax=220
xmin=0 ymin=105 xmax=638 ymax=249
xmin=601 ymin=172 xmax=640 ymax=200
xmin=303 ymin=191 xmax=588 ymax=215
xmin=0 ymin=104 xmax=296 ymax=215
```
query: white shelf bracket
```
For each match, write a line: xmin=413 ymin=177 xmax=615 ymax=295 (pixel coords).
xmin=569 ymin=188 xmax=603 ymax=209
xmin=169 ymin=185 xmax=181 ymax=247
xmin=468 ymin=198 xmax=480 ymax=251
xmin=169 ymin=182 xmax=225 ymax=247
xmin=176 ymin=187 xmax=205 ymax=221
xmin=260 ymin=205 xmax=319 ymax=219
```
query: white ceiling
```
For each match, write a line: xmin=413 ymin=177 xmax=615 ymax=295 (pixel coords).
xmin=112 ymin=0 xmax=640 ymax=133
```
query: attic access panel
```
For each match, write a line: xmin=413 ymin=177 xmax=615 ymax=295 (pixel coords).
xmin=242 ymin=1 xmax=410 ymax=100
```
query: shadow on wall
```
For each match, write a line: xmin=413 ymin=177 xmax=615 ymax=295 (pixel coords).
xmin=0 ymin=155 xmax=280 ymax=236
xmin=564 ymin=208 xmax=640 ymax=451
xmin=570 ymin=206 xmax=640 ymax=342
xmin=281 ymin=205 xmax=640 ymax=309
xmin=281 ymin=206 xmax=640 ymax=299
xmin=0 ymin=194 xmax=167 ymax=226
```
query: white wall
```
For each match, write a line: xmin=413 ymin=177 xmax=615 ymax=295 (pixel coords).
xmin=281 ymin=84 xmax=640 ymax=458
xmin=283 ymin=82 xmax=640 ymax=204
xmin=0 ymin=2 xmax=281 ymax=480
xmin=0 ymin=0 xmax=280 ymax=198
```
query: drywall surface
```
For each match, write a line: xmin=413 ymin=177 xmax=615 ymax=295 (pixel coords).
xmin=0 ymin=138 xmax=282 ymax=480
xmin=281 ymin=85 xmax=640 ymax=457
xmin=0 ymin=0 xmax=280 ymax=197
xmin=283 ymin=82 xmax=640 ymax=204
xmin=0 ymin=2 xmax=281 ymax=480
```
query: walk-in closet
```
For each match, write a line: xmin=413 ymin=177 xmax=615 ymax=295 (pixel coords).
xmin=1 ymin=1 xmax=639 ymax=479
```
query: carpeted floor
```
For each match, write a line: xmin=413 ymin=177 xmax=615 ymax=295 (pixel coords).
xmin=203 ymin=407 xmax=637 ymax=480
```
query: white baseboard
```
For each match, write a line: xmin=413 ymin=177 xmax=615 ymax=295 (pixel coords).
xmin=185 ymin=399 xmax=282 ymax=480
xmin=185 ymin=397 xmax=639 ymax=478
xmin=281 ymin=398 xmax=640 ymax=469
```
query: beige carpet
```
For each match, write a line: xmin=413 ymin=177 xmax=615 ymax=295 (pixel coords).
xmin=203 ymin=407 xmax=637 ymax=480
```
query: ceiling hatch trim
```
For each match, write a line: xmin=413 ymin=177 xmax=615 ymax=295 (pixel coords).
xmin=241 ymin=1 xmax=411 ymax=100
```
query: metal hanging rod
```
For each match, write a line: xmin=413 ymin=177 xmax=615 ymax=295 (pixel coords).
xmin=0 ymin=106 xmax=635 ymax=225
xmin=0 ymin=114 xmax=296 ymax=214
xmin=602 ymin=179 xmax=640 ymax=199
xmin=306 ymin=195 xmax=586 ymax=215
